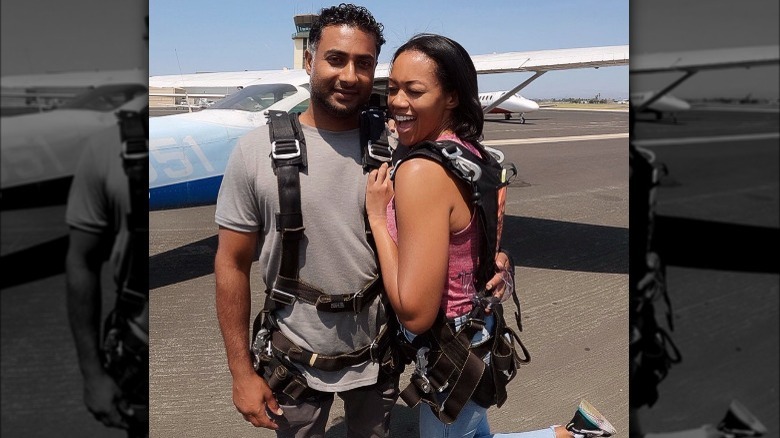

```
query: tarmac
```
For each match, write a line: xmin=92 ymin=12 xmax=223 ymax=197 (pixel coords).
xmin=631 ymin=107 xmax=779 ymax=436
xmin=3 ymin=106 xmax=775 ymax=437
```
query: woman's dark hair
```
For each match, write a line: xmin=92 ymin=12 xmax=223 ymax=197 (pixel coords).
xmin=391 ymin=33 xmax=485 ymax=147
xmin=309 ymin=3 xmax=386 ymax=58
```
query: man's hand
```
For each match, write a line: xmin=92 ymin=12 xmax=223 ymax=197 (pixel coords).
xmin=233 ymin=372 xmax=283 ymax=430
xmin=83 ymin=370 xmax=130 ymax=430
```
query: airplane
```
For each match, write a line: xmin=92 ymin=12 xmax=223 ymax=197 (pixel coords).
xmin=630 ymin=45 xmax=779 ymax=122
xmin=148 ymin=44 xmax=629 ymax=211
xmin=2 ymin=68 xmax=147 ymax=115
xmin=630 ymin=91 xmax=691 ymax=123
xmin=478 ymin=91 xmax=540 ymax=123
xmin=1 ymin=84 xmax=148 ymax=210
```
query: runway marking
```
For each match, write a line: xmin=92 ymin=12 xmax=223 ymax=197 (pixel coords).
xmin=483 ymin=133 xmax=628 ymax=146
xmin=633 ymin=132 xmax=779 ymax=147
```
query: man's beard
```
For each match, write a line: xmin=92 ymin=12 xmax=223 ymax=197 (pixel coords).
xmin=309 ymin=85 xmax=363 ymax=119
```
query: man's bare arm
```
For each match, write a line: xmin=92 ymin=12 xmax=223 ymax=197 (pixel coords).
xmin=66 ymin=227 xmax=128 ymax=429
xmin=214 ymin=226 xmax=282 ymax=429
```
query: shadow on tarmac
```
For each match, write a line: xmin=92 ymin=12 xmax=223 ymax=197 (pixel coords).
xmin=150 ymin=234 xmax=218 ymax=289
xmin=656 ymin=216 xmax=780 ymax=273
xmin=503 ymin=216 xmax=629 ymax=274
xmin=149 ymin=215 xmax=630 ymax=292
xmin=0 ymin=235 xmax=68 ymax=289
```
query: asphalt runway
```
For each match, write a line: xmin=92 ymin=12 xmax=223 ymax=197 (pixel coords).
xmin=1 ymin=204 xmax=127 ymax=437
xmin=147 ymin=108 xmax=630 ymax=437
xmin=632 ymin=108 xmax=779 ymax=436
xmin=6 ymin=106 xmax=773 ymax=437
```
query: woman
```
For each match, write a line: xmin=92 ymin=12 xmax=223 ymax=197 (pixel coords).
xmin=366 ymin=33 xmax=616 ymax=438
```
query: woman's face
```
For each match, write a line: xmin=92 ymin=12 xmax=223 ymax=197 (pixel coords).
xmin=387 ymin=50 xmax=458 ymax=146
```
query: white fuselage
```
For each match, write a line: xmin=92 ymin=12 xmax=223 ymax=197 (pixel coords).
xmin=631 ymin=91 xmax=691 ymax=113
xmin=478 ymin=91 xmax=540 ymax=114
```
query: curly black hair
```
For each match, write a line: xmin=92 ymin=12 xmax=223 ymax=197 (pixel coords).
xmin=308 ymin=3 xmax=386 ymax=57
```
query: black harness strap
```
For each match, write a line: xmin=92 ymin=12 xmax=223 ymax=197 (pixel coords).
xmin=359 ymin=106 xmax=393 ymax=171
xmin=270 ymin=324 xmax=391 ymax=372
xmin=250 ymin=110 xmax=397 ymax=402
xmin=113 ymin=109 xmax=150 ymax=317
xmin=268 ymin=110 xmax=307 ymax=280
xmin=399 ymin=313 xmax=488 ymax=424
xmin=99 ymin=108 xmax=150 ymax=428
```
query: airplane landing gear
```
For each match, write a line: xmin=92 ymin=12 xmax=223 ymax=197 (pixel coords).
xmin=504 ymin=113 xmax=512 ymax=120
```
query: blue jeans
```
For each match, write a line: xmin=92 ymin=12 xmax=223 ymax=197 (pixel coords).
xmin=419 ymin=401 xmax=557 ymax=438
xmin=403 ymin=315 xmax=556 ymax=438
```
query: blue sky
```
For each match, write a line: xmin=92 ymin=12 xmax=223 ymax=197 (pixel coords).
xmin=3 ymin=1 xmax=775 ymax=100
xmin=1 ymin=0 xmax=147 ymax=76
xmin=149 ymin=1 xmax=630 ymax=99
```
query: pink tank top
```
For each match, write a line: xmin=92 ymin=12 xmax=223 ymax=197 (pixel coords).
xmin=386 ymin=134 xmax=482 ymax=318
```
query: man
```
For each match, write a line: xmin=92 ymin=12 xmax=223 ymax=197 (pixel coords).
xmin=65 ymin=16 xmax=149 ymax=434
xmin=215 ymin=4 xmax=511 ymax=437
xmin=65 ymin=93 xmax=149 ymax=438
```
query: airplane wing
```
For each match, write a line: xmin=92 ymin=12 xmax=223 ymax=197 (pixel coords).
xmin=149 ymin=69 xmax=308 ymax=89
xmin=630 ymin=45 xmax=779 ymax=111
xmin=2 ymin=68 xmax=146 ymax=90
xmin=631 ymin=45 xmax=779 ymax=74
xmin=150 ymin=45 xmax=628 ymax=108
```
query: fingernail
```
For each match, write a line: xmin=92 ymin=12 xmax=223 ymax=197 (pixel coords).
xmin=275 ymin=407 xmax=284 ymax=415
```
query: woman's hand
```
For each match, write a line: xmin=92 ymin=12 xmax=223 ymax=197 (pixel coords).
xmin=483 ymin=251 xmax=514 ymax=314
xmin=366 ymin=162 xmax=394 ymax=222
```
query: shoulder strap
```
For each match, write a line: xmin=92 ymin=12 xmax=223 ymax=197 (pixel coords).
xmin=393 ymin=140 xmax=508 ymax=290
xmin=116 ymin=108 xmax=149 ymax=317
xmin=359 ymin=107 xmax=393 ymax=171
xmin=267 ymin=110 xmax=307 ymax=279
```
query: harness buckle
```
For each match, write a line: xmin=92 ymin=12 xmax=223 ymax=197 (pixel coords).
xmin=271 ymin=139 xmax=301 ymax=160
xmin=367 ymin=140 xmax=393 ymax=163
xmin=251 ymin=328 xmax=271 ymax=371
xmin=411 ymin=346 xmax=433 ymax=392
xmin=121 ymin=139 xmax=149 ymax=161
xmin=269 ymin=288 xmax=297 ymax=306
xmin=314 ymin=294 xmax=346 ymax=311
xmin=369 ymin=337 xmax=379 ymax=363
xmin=351 ymin=289 xmax=365 ymax=313
xmin=440 ymin=143 xmax=482 ymax=181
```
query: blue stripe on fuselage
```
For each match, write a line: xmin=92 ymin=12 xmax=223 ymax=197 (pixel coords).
xmin=149 ymin=174 xmax=224 ymax=211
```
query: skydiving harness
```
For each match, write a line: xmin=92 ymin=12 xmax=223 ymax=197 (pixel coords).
xmin=249 ymin=109 xmax=397 ymax=400
xmin=389 ymin=140 xmax=530 ymax=424
xmin=629 ymin=143 xmax=680 ymax=409
xmin=101 ymin=107 xmax=150 ymax=425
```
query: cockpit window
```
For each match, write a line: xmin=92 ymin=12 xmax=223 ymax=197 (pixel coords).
xmin=61 ymin=83 xmax=147 ymax=111
xmin=208 ymin=83 xmax=300 ymax=112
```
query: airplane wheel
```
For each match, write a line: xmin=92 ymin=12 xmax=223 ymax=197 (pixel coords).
xmin=504 ymin=114 xmax=511 ymax=120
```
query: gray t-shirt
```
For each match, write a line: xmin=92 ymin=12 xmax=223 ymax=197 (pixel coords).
xmin=215 ymin=122 xmax=387 ymax=392
xmin=65 ymin=124 xmax=130 ymax=286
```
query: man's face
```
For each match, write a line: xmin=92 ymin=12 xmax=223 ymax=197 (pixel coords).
xmin=306 ymin=25 xmax=377 ymax=119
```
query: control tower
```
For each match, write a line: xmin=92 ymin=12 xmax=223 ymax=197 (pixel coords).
xmin=292 ymin=14 xmax=318 ymax=69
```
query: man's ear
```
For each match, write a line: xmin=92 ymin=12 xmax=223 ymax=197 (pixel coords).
xmin=304 ymin=50 xmax=314 ymax=74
